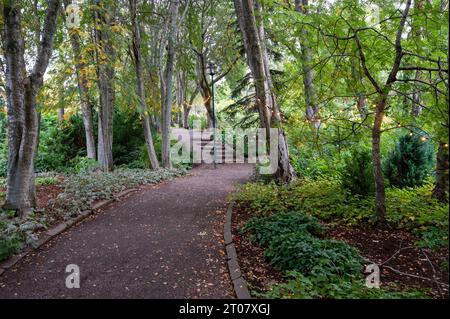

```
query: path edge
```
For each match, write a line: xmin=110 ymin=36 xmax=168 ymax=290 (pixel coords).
xmin=225 ymin=201 xmax=251 ymax=299
xmin=0 ymin=188 xmax=139 ymax=276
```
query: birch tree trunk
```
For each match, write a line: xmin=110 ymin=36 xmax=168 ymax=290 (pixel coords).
xmin=63 ymin=0 xmax=96 ymax=159
xmin=161 ymin=0 xmax=179 ymax=168
xmin=234 ymin=0 xmax=295 ymax=183
xmin=94 ymin=0 xmax=116 ymax=172
xmin=129 ymin=0 xmax=159 ymax=169
xmin=2 ymin=0 xmax=61 ymax=215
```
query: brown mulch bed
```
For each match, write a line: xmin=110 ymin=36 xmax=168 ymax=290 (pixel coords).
xmin=328 ymin=225 xmax=449 ymax=299
xmin=232 ymin=206 xmax=449 ymax=299
xmin=232 ymin=206 xmax=284 ymax=295
xmin=0 ymin=183 xmax=63 ymax=210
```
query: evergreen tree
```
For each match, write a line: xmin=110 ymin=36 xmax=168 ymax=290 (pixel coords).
xmin=384 ymin=134 xmax=434 ymax=188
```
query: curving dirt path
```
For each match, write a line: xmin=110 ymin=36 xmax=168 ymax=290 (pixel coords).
xmin=0 ymin=164 xmax=253 ymax=299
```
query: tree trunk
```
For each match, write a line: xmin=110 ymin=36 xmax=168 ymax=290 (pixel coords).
xmin=63 ymin=0 xmax=96 ymax=159
xmin=129 ymin=0 xmax=159 ymax=169
xmin=94 ymin=0 xmax=115 ymax=172
xmin=373 ymin=98 xmax=387 ymax=224
xmin=2 ymin=0 xmax=61 ymax=215
xmin=433 ymin=142 xmax=449 ymax=203
xmin=161 ymin=0 xmax=179 ymax=168
xmin=183 ymin=86 xmax=198 ymax=129
xmin=195 ymin=53 xmax=214 ymax=127
xmin=295 ymin=0 xmax=320 ymax=129
xmin=234 ymin=0 xmax=295 ymax=183
xmin=176 ymin=71 xmax=186 ymax=128
xmin=58 ymin=107 xmax=65 ymax=123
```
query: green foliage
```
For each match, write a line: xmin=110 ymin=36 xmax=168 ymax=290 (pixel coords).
xmin=417 ymin=226 xmax=449 ymax=250
xmin=188 ymin=115 xmax=207 ymax=129
xmin=341 ymin=145 xmax=374 ymax=196
xmin=384 ymin=134 xmax=435 ymax=189
xmin=233 ymin=179 xmax=449 ymax=249
xmin=243 ymin=211 xmax=363 ymax=275
xmin=0 ymin=234 xmax=23 ymax=261
xmin=36 ymin=114 xmax=87 ymax=173
xmin=290 ymin=146 xmax=344 ymax=180
xmin=232 ymin=179 xmax=373 ymax=223
xmin=243 ymin=211 xmax=325 ymax=245
xmin=35 ymin=176 xmax=60 ymax=186
xmin=239 ymin=211 xmax=423 ymax=299
xmin=71 ymin=156 xmax=101 ymax=174
xmin=262 ymin=271 xmax=428 ymax=299
xmin=264 ymin=233 xmax=363 ymax=275
xmin=51 ymin=168 xmax=185 ymax=219
xmin=112 ymin=109 xmax=145 ymax=166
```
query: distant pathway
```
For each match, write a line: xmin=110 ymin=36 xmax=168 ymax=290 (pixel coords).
xmin=0 ymin=164 xmax=253 ymax=299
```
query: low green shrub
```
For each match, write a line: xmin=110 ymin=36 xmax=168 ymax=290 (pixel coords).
xmin=262 ymin=271 xmax=428 ymax=299
xmin=243 ymin=211 xmax=325 ymax=245
xmin=341 ymin=146 xmax=374 ymax=196
xmin=243 ymin=212 xmax=363 ymax=275
xmin=233 ymin=179 xmax=449 ymax=249
xmin=35 ymin=176 xmax=60 ymax=186
xmin=264 ymin=233 xmax=363 ymax=275
xmin=0 ymin=234 xmax=23 ymax=261
xmin=71 ymin=156 xmax=101 ymax=174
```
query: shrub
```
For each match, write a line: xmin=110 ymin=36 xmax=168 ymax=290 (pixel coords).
xmin=243 ymin=212 xmax=363 ymax=275
xmin=384 ymin=134 xmax=434 ymax=188
xmin=341 ymin=145 xmax=374 ymax=196
xmin=36 ymin=114 xmax=86 ymax=173
xmin=243 ymin=211 xmax=325 ymax=245
xmin=71 ymin=156 xmax=101 ymax=173
xmin=233 ymin=179 xmax=449 ymax=249
xmin=35 ymin=176 xmax=60 ymax=186
xmin=0 ymin=234 xmax=23 ymax=261
xmin=264 ymin=232 xmax=363 ymax=275
xmin=262 ymin=271 xmax=428 ymax=299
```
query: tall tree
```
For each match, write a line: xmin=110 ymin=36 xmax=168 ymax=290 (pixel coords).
xmin=354 ymin=0 xmax=412 ymax=223
xmin=63 ymin=0 xmax=96 ymax=159
xmin=94 ymin=0 xmax=116 ymax=171
xmin=161 ymin=0 xmax=179 ymax=168
xmin=1 ymin=0 xmax=61 ymax=215
xmin=234 ymin=0 xmax=295 ymax=183
xmin=129 ymin=0 xmax=159 ymax=169
xmin=294 ymin=0 xmax=320 ymax=129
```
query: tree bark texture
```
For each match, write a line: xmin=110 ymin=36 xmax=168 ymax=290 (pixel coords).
xmin=2 ymin=0 xmax=61 ymax=215
xmin=94 ymin=0 xmax=116 ymax=172
xmin=129 ymin=0 xmax=159 ymax=169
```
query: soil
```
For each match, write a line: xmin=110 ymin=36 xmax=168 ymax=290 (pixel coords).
xmin=232 ymin=206 xmax=449 ymax=299
xmin=0 ymin=184 xmax=63 ymax=209
xmin=328 ymin=225 xmax=449 ymax=299
xmin=0 ymin=164 xmax=253 ymax=299
xmin=232 ymin=206 xmax=283 ymax=296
